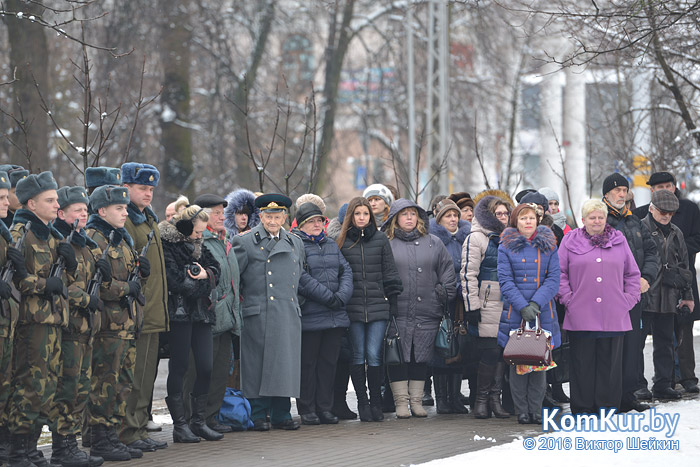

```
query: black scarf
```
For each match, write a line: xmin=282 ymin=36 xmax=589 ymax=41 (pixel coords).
xmin=393 ymin=227 xmax=422 ymax=242
xmin=652 ymin=217 xmax=673 ymax=237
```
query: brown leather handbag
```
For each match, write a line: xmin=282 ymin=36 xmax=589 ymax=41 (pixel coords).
xmin=502 ymin=315 xmax=552 ymax=366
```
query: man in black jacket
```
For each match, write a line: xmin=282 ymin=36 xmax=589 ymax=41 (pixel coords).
xmin=633 ymin=171 xmax=700 ymax=394
xmin=602 ymin=173 xmax=660 ymax=412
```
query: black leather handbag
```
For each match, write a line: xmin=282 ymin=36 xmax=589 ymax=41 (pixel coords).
xmin=383 ymin=316 xmax=404 ymax=366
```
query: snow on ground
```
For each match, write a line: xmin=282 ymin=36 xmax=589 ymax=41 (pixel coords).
xmin=417 ymin=398 xmax=699 ymax=466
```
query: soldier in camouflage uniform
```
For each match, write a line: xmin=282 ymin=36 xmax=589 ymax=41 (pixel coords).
xmin=0 ymin=164 xmax=29 ymax=229
xmin=47 ymin=186 xmax=112 ymax=467
xmin=85 ymin=185 xmax=150 ymax=462
xmin=0 ymin=171 xmax=26 ymax=465
xmin=7 ymin=172 xmax=78 ymax=467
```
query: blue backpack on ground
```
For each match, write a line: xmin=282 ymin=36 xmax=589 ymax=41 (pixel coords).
xmin=217 ymin=388 xmax=254 ymax=431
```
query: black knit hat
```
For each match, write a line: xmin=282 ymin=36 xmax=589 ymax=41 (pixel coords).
xmin=57 ymin=186 xmax=89 ymax=210
xmin=16 ymin=171 xmax=58 ymax=204
xmin=602 ymin=173 xmax=629 ymax=195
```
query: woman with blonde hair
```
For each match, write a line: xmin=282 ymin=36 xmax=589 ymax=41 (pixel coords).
xmin=160 ymin=198 xmax=222 ymax=443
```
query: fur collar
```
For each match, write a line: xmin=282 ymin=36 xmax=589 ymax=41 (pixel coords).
xmin=500 ymin=225 xmax=556 ymax=253
xmin=53 ymin=218 xmax=98 ymax=249
xmin=224 ymin=189 xmax=260 ymax=237
xmin=474 ymin=196 xmax=507 ymax=235
xmin=86 ymin=214 xmax=134 ymax=248
xmin=127 ymin=202 xmax=159 ymax=226
xmin=12 ymin=209 xmax=63 ymax=241
xmin=429 ymin=218 xmax=470 ymax=245
xmin=159 ymin=220 xmax=203 ymax=259
xmin=0 ymin=218 xmax=11 ymax=244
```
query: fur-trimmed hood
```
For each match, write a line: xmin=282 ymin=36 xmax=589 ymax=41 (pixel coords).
xmin=429 ymin=218 xmax=470 ymax=245
xmin=158 ymin=220 xmax=203 ymax=259
xmin=500 ymin=225 xmax=556 ymax=253
xmin=224 ymin=189 xmax=260 ymax=237
xmin=472 ymin=189 xmax=514 ymax=209
xmin=381 ymin=198 xmax=430 ymax=232
xmin=473 ymin=195 xmax=507 ymax=235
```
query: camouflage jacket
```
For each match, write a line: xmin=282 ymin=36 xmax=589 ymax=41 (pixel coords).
xmin=0 ymin=221 xmax=18 ymax=336
xmin=10 ymin=209 xmax=69 ymax=327
xmin=54 ymin=218 xmax=103 ymax=336
xmin=86 ymin=215 xmax=140 ymax=340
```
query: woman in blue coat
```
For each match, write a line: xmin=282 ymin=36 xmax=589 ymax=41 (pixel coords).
xmin=497 ymin=203 xmax=560 ymax=425
xmin=294 ymin=203 xmax=353 ymax=426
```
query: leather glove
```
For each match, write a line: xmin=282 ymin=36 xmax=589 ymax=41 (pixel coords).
xmin=464 ymin=308 xmax=481 ymax=324
xmin=6 ymin=246 xmax=28 ymax=279
xmin=520 ymin=301 xmax=541 ymax=322
xmin=137 ymin=256 xmax=151 ymax=278
xmin=95 ymin=258 xmax=112 ymax=283
xmin=127 ymin=280 xmax=142 ymax=298
xmin=87 ymin=294 xmax=103 ymax=312
xmin=435 ymin=283 xmax=447 ymax=307
xmin=44 ymin=277 xmax=65 ymax=296
xmin=0 ymin=280 xmax=12 ymax=300
xmin=389 ymin=295 xmax=399 ymax=316
xmin=57 ymin=243 xmax=78 ymax=273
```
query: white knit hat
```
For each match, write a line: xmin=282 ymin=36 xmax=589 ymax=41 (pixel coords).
xmin=538 ymin=187 xmax=559 ymax=203
xmin=362 ymin=184 xmax=394 ymax=206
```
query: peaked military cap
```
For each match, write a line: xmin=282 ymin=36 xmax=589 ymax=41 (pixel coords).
xmin=255 ymin=193 xmax=292 ymax=213
xmin=0 ymin=164 xmax=29 ymax=188
xmin=90 ymin=185 xmax=130 ymax=211
xmin=86 ymin=166 xmax=122 ymax=188
xmin=121 ymin=162 xmax=160 ymax=187
xmin=16 ymin=171 xmax=58 ymax=204
xmin=57 ymin=186 xmax=89 ymax=210
xmin=0 ymin=171 xmax=9 ymax=190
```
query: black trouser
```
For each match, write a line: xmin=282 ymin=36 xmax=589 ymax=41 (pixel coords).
xmin=622 ymin=302 xmax=644 ymax=397
xmin=569 ymin=332 xmax=624 ymax=413
xmin=676 ymin=318 xmax=698 ymax=385
xmin=387 ymin=346 xmax=427 ymax=382
xmin=641 ymin=312 xmax=676 ymax=391
xmin=297 ymin=328 xmax=345 ymax=415
xmin=167 ymin=321 xmax=213 ymax=398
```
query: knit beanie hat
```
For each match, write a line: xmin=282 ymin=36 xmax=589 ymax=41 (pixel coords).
xmin=602 ymin=173 xmax=629 ymax=196
xmin=538 ymin=187 xmax=559 ymax=203
xmin=362 ymin=184 xmax=394 ymax=206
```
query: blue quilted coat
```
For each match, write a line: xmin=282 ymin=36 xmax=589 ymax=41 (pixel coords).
xmin=496 ymin=225 xmax=561 ymax=349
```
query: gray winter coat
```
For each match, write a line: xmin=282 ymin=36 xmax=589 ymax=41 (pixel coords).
xmin=232 ymin=223 xmax=305 ymax=399
xmin=642 ymin=215 xmax=693 ymax=314
xmin=384 ymin=199 xmax=457 ymax=363
xmin=203 ymin=228 xmax=241 ymax=336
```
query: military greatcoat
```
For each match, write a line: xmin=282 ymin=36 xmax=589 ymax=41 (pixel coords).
xmin=232 ymin=222 xmax=304 ymax=399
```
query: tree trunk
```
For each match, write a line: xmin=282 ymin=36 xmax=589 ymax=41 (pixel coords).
xmin=159 ymin=0 xmax=193 ymax=198
xmin=4 ymin=0 xmax=50 ymax=171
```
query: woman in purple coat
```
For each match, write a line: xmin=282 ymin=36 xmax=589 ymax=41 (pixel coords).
xmin=558 ymin=199 xmax=641 ymax=414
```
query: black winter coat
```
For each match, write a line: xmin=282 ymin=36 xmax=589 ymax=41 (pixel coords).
xmin=294 ymin=229 xmax=353 ymax=331
xmin=340 ymin=223 xmax=403 ymax=323
xmin=160 ymin=221 xmax=220 ymax=325
xmin=635 ymin=193 xmax=700 ymax=319
xmin=606 ymin=211 xmax=660 ymax=285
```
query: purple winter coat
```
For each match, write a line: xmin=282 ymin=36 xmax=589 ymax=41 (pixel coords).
xmin=558 ymin=227 xmax=641 ymax=332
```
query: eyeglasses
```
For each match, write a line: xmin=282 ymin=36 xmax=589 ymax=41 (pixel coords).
xmin=495 ymin=212 xmax=509 ymax=218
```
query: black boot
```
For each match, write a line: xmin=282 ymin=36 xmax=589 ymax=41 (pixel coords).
xmin=331 ymin=360 xmax=357 ymax=420
xmin=551 ymin=383 xmax=570 ymax=403
xmin=366 ymin=366 xmax=384 ymax=421
xmin=0 ymin=426 xmax=10 ymax=465
xmin=206 ymin=416 xmax=233 ymax=434
xmin=104 ymin=427 xmax=142 ymax=459
xmin=350 ymin=365 xmax=372 ymax=422
xmin=473 ymin=363 xmax=495 ymax=419
xmin=26 ymin=429 xmax=47 ymax=467
xmin=88 ymin=425 xmax=130 ymax=462
xmin=422 ymin=377 xmax=434 ymax=406
xmin=434 ymin=374 xmax=451 ymax=414
xmin=489 ymin=362 xmax=510 ymax=418
xmin=189 ymin=395 xmax=223 ymax=441
xmin=80 ymin=426 xmax=90 ymax=448
xmin=50 ymin=433 xmax=92 ymax=467
xmin=501 ymin=369 xmax=515 ymax=415
xmin=65 ymin=435 xmax=103 ymax=467
xmin=449 ymin=374 xmax=469 ymax=414
xmin=381 ymin=374 xmax=395 ymax=413
xmin=9 ymin=433 xmax=37 ymax=467
xmin=165 ymin=395 xmax=200 ymax=443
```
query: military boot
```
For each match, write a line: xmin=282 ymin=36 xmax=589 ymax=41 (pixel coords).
xmin=0 ymin=426 xmax=10 ymax=465
xmin=8 ymin=433 xmax=37 ymax=467
xmin=64 ymin=435 xmax=102 ymax=466
xmin=104 ymin=427 xmax=141 ymax=459
xmin=50 ymin=433 xmax=90 ymax=467
xmin=189 ymin=395 xmax=223 ymax=441
xmin=26 ymin=429 xmax=47 ymax=467
xmin=88 ymin=425 xmax=130 ymax=462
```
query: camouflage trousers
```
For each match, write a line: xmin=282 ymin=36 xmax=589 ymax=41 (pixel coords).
xmin=87 ymin=336 xmax=135 ymax=428
xmin=0 ymin=334 xmax=13 ymax=426
xmin=8 ymin=324 xmax=62 ymax=434
xmin=48 ymin=333 xmax=92 ymax=436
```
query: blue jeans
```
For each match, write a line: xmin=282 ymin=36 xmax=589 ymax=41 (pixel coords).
xmin=349 ymin=320 xmax=387 ymax=366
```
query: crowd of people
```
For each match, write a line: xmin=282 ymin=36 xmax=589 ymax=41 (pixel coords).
xmin=0 ymin=162 xmax=698 ymax=466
